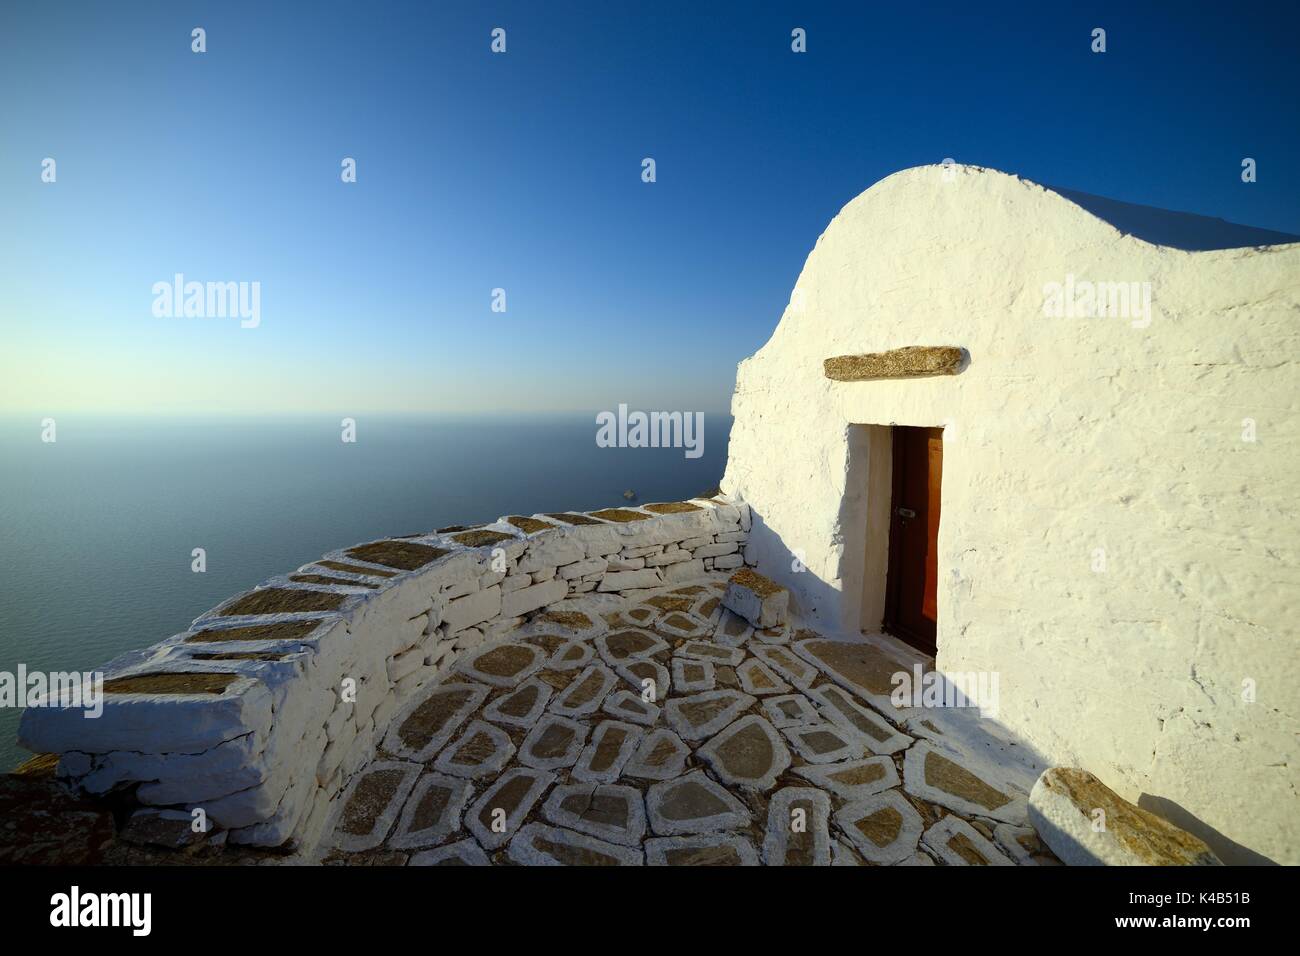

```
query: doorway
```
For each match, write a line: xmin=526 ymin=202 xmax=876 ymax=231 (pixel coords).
xmin=882 ymin=426 xmax=943 ymax=654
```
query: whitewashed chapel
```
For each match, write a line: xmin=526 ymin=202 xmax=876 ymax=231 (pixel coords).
xmin=723 ymin=164 xmax=1300 ymax=864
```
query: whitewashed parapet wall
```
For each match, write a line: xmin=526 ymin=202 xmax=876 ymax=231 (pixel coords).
xmin=17 ymin=498 xmax=751 ymax=850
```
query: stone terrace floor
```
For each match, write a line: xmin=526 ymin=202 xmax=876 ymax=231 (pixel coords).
xmin=318 ymin=575 xmax=1060 ymax=866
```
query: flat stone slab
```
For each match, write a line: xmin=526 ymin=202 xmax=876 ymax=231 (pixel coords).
xmin=712 ymin=609 xmax=753 ymax=648
xmin=693 ymin=594 xmax=723 ymax=625
xmin=664 ymin=690 xmax=757 ymax=742
xmin=697 ymin=714 xmax=791 ymax=791
xmin=835 ymin=790 xmax=923 ymax=865
xmin=754 ymin=623 xmax=791 ymax=645
xmin=518 ymin=713 xmax=589 ymax=770
xmin=736 ymin=658 xmax=791 ymax=696
xmin=600 ymin=689 xmax=660 ymax=726
xmin=807 ymin=683 xmax=911 ymax=755
xmin=508 ymin=823 xmax=643 ymax=866
xmin=671 ymin=657 xmax=716 ymax=693
xmin=388 ymin=772 xmax=473 ymax=850
xmin=655 ymin=611 xmax=711 ymax=639
xmin=761 ymin=694 xmax=820 ymax=729
xmin=332 ymin=760 xmax=421 ymax=852
xmin=542 ymin=782 xmax=647 ymax=846
xmin=621 ymin=606 xmax=660 ymax=627
xmin=433 ymin=719 xmax=516 ymax=779
xmin=751 ymin=644 xmax=817 ymax=688
xmin=614 ymin=658 xmax=670 ymax=703
xmin=409 ymin=838 xmax=491 ymax=866
xmin=642 ymin=594 xmax=695 ymax=613
xmin=763 ymin=787 xmax=832 ymax=866
xmin=546 ymin=640 xmax=594 ymax=671
xmin=482 ymin=677 xmax=553 ymax=728
xmin=548 ymin=662 xmax=617 ymax=717
xmin=646 ymin=770 xmax=752 ymax=836
xmin=572 ymin=721 xmax=644 ymax=783
xmin=823 ymin=346 xmax=963 ymax=381
xmin=780 ymin=722 xmax=862 ymax=764
xmin=794 ymin=637 xmax=912 ymax=715
xmin=594 ymin=628 xmax=668 ymax=665
xmin=793 ymin=756 xmax=899 ymax=801
xmin=465 ymin=767 xmax=556 ymax=850
xmin=994 ymin=823 xmax=1048 ymax=865
xmin=645 ymin=833 xmax=759 ymax=866
xmin=457 ymin=641 xmax=546 ymax=688
xmin=623 ymin=729 xmax=691 ymax=781
xmin=1028 ymin=766 xmax=1220 ymax=865
xmin=713 ymin=664 xmax=740 ymax=690
xmin=383 ymin=682 xmax=489 ymax=761
xmin=675 ymin=641 xmax=744 ymax=666
xmin=922 ymin=816 xmax=1015 ymax=866
xmin=904 ymin=742 xmax=1027 ymax=824
xmin=530 ymin=608 xmax=605 ymax=640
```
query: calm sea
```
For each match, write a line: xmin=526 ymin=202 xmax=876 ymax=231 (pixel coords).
xmin=0 ymin=414 xmax=730 ymax=770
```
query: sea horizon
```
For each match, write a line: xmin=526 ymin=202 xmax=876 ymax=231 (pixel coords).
xmin=0 ymin=412 xmax=732 ymax=769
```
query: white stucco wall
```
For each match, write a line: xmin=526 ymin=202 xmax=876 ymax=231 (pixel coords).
xmin=722 ymin=165 xmax=1299 ymax=864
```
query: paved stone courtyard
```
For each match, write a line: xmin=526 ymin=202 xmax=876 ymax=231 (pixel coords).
xmin=319 ymin=576 xmax=1060 ymax=866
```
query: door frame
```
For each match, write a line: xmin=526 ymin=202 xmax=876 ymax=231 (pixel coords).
xmin=881 ymin=425 xmax=942 ymax=655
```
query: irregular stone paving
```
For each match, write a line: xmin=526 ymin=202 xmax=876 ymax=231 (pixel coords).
xmin=322 ymin=576 xmax=1058 ymax=865
xmin=518 ymin=714 xmax=588 ymax=770
xmin=762 ymin=693 xmax=820 ymax=728
xmin=597 ymin=688 xmax=655 ymax=725
xmin=508 ymin=822 xmax=642 ymax=866
xmin=645 ymin=833 xmax=759 ymax=866
xmin=547 ymin=641 xmax=593 ymax=671
xmin=457 ymin=641 xmax=546 ymax=688
xmin=736 ymin=658 xmax=791 ymax=696
xmin=549 ymin=663 xmax=616 ymax=718
xmin=382 ymin=683 xmax=488 ymax=762
xmin=615 ymin=658 xmax=670 ymax=702
xmin=465 ymin=767 xmax=555 ymax=849
xmin=697 ymin=715 xmax=790 ymax=790
xmin=542 ymin=782 xmax=646 ymax=845
xmin=922 ymin=815 xmax=1016 ymax=866
xmin=389 ymin=773 xmax=472 ymax=849
xmin=781 ymin=722 xmax=861 ymax=765
xmin=572 ymin=721 xmax=643 ymax=783
xmin=671 ymin=657 xmax=715 ymax=693
xmin=410 ymin=839 xmax=490 ymax=866
xmin=665 ymin=690 xmax=756 ymax=742
xmin=433 ymin=720 xmax=515 ymax=779
xmin=764 ymin=787 xmax=832 ymax=866
xmin=482 ymin=678 xmax=553 ymax=728
xmin=809 ymin=683 xmax=913 ymax=755
xmin=623 ymin=729 xmax=691 ymax=781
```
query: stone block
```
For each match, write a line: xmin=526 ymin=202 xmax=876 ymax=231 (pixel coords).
xmin=443 ymin=585 xmax=501 ymax=632
xmin=1028 ymin=767 xmax=1222 ymax=866
xmin=722 ymin=568 xmax=788 ymax=628
xmin=500 ymin=578 xmax=567 ymax=618
xmin=598 ymin=570 xmax=664 ymax=592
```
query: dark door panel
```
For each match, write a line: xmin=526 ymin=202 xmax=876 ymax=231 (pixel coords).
xmin=883 ymin=426 xmax=942 ymax=654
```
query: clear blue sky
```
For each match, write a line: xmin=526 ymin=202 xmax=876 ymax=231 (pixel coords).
xmin=2 ymin=0 xmax=1296 ymax=416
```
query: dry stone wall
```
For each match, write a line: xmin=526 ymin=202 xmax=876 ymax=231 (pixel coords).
xmin=17 ymin=497 xmax=751 ymax=852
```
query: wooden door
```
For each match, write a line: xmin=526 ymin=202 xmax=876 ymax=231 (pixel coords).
xmin=883 ymin=426 xmax=943 ymax=654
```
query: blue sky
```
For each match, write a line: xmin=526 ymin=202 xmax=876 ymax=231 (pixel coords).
xmin=2 ymin=0 xmax=1296 ymax=416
